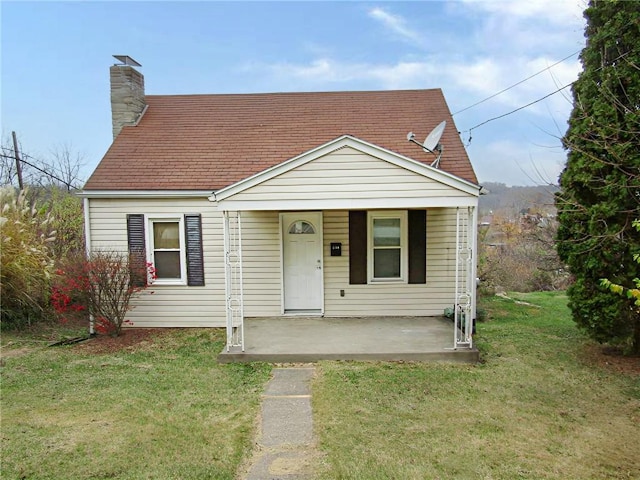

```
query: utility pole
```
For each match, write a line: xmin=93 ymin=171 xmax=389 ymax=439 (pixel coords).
xmin=11 ymin=131 xmax=24 ymax=189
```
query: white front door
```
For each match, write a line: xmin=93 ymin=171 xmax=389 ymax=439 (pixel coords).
xmin=282 ymin=212 xmax=323 ymax=312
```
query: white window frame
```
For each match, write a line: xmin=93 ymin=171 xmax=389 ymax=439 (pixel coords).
xmin=367 ymin=210 xmax=408 ymax=283
xmin=146 ymin=215 xmax=187 ymax=286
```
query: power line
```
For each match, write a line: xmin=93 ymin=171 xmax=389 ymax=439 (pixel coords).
xmin=464 ymin=49 xmax=636 ymax=142
xmin=467 ymin=81 xmax=573 ymax=135
xmin=0 ymin=152 xmax=81 ymax=190
xmin=452 ymin=50 xmax=581 ymax=116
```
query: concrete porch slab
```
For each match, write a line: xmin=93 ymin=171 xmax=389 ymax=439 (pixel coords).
xmin=218 ymin=316 xmax=479 ymax=364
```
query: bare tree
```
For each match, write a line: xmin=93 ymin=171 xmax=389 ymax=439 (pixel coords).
xmin=1 ymin=134 xmax=20 ymax=186
xmin=1 ymin=134 xmax=85 ymax=190
xmin=42 ymin=143 xmax=86 ymax=191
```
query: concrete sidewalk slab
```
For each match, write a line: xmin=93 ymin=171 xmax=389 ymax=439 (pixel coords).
xmin=243 ymin=367 xmax=320 ymax=480
xmin=243 ymin=449 xmax=317 ymax=480
xmin=264 ymin=368 xmax=314 ymax=396
xmin=261 ymin=397 xmax=313 ymax=447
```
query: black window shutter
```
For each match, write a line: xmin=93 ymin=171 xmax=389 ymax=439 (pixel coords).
xmin=127 ymin=214 xmax=147 ymax=287
xmin=408 ymin=210 xmax=427 ymax=284
xmin=348 ymin=211 xmax=367 ymax=284
xmin=184 ymin=214 xmax=205 ymax=286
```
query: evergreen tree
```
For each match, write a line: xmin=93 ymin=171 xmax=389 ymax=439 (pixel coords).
xmin=557 ymin=0 xmax=640 ymax=353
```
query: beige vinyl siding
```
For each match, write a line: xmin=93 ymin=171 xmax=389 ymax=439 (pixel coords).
xmin=228 ymin=147 xmax=471 ymax=202
xmin=89 ymin=199 xmax=467 ymax=325
xmin=238 ymin=211 xmax=282 ymax=316
xmin=323 ymin=208 xmax=459 ymax=316
xmin=88 ymin=197 xmax=226 ymax=327
xmin=239 ymin=208 xmax=463 ymax=318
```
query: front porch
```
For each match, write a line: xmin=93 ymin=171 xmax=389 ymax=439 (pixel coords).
xmin=217 ymin=316 xmax=479 ymax=363
xmin=214 ymin=137 xmax=481 ymax=362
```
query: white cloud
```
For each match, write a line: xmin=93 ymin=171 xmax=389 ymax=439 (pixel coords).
xmin=446 ymin=55 xmax=581 ymax=116
xmin=458 ymin=0 xmax=586 ymax=54
xmin=274 ymin=58 xmax=342 ymax=81
xmin=460 ymin=0 xmax=585 ymax=25
xmin=447 ymin=58 xmax=505 ymax=97
xmin=470 ymin=139 xmax=566 ymax=186
xmin=368 ymin=7 xmax=426 ymax=48
xmin=368 ymin=62 xmax=440 ymax=89
xmin=252 ymin=57 xmax=439 ymax=90
xmin=251 ymin=53 xmax=580 ymax=118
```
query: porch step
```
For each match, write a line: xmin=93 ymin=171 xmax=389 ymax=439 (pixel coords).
xmin=218 ymin=316 xmax=480 ymax=364
xmin=218 ymin=349 xmax=479 ymax=364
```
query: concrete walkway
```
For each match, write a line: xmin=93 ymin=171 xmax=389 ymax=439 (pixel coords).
xmin=243 ymin=367 xmax=321 ymax=480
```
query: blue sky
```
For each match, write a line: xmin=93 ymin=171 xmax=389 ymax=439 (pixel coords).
xmin=2 ymin=1 xmax=587 ymax=186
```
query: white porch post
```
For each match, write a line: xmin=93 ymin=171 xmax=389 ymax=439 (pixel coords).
xmin=453 ymin=206 xmax=475 ymax=349
xmin=223 ymin=210 xmax=245 ymax=351
xmin=470 ymin=205 xmax=478 ymax=336
xmin=83 ymin=197 xmax=95 ymax=336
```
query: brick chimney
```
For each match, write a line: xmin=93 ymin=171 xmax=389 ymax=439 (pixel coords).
xmin=110 ymin=56 xmax=146 ymax=139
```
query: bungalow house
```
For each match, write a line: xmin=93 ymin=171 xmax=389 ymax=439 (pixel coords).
xmin=81 ymin=57 xmax=480 ymax=355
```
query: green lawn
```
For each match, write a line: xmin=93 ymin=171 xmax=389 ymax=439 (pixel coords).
xmin=312 ymin=292 xmax=640 ymax=479
xmin=1 ymin=328 xmax=271 ymax=480
xmin=3 ymin=293 xmax=639 ymax=479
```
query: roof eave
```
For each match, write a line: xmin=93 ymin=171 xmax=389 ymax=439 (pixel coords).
xmin=78 ymin=190 xmax=214 ymax=199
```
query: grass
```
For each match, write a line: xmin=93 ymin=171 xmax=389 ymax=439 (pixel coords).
xmin=312 ymin=292 xmax=640 ymax=479
xmin=1 ymin=328 xmax=271 ymax=480
xmin=3 ymin=294 xmax=639 ymax=479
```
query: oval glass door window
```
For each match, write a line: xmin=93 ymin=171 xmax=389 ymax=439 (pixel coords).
xmin=288 ymin=221 xmax=316 ymax=234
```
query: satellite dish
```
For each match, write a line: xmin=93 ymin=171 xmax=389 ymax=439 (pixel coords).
xmin=423 ymin=120 xmax=446 ymax=153
xmin=406 ymin=120 xmax=446 ymax=168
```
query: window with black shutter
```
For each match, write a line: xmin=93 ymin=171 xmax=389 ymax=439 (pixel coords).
xmin=127 ymin=214 xmax=147 ymax=287
xmin=349 ymin=211 xmax=367 ymax=284
xmin=127 ymin=213 xmax=205 ymax=286
xmin=408 ymin=210 xmax=427 ymax=284
xmin=348 ymin=210 xmax=426 ymax=285
xmin=184 ymin=214 xmax=205 ymax=286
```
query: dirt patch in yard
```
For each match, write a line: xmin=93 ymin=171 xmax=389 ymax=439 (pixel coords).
xmin=0 ymin=346 xmax=36 ymax=362
xmin=581 ymin=344 xmax=640 ymax=377
xmin=74 ymin=328 xmax=178 ymax=355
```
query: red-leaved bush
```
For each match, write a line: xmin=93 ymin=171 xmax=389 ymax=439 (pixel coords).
xmin=52 ymin=251 xmax=155 ymax=336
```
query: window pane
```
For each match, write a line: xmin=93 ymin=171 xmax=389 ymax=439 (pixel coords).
xmin=374 ymin=248 xmax=401 ymax=278
xmin=154 ymin=251 xmax=181 ymax=278
xmin=288 ymin=221 xmax=315 ymax=234
xmin=373 ymin=218 xmax=400 ymax=246
xmin=154 ymin=222 xmax=180 ymax=249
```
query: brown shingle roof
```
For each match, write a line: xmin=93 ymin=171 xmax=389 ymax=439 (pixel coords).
xmin=84 ymin=89 xmax=477 ymax=191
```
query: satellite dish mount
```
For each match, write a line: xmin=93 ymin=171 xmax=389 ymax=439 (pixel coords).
xmin=407 ymin=120 xmax=446 ymax=168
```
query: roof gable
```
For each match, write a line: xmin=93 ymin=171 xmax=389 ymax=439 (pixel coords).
xmin=214 ymin=135 xmax=480 ymax=204
xmin=84 ymin=89 xmax=478 ymax=191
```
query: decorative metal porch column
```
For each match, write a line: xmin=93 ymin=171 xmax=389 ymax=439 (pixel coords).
xmin=223 ymin=211 xmax=244 ymax=351
xmin=453 ymin=206 xmax=477 ymax=349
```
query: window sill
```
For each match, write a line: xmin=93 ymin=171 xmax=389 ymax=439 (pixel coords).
xmin=369 ymin=278 xmax=406 ymax=284
xmin=150 ymin=280 xmax=187 ymax=287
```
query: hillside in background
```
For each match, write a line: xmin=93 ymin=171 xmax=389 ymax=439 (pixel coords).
xmin=479 ymin=182 xmax=559 ymax=218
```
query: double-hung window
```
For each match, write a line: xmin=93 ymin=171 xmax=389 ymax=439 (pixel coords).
xmin=149 ymin=218 xmax=186 ymax=283
xmin=349 ymin=210 xmax=426 ymax=285
xmin=127 ymin=213 xmax=205 ymax=287
xmin=368 ymin=211 xmax=408 ymax=282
